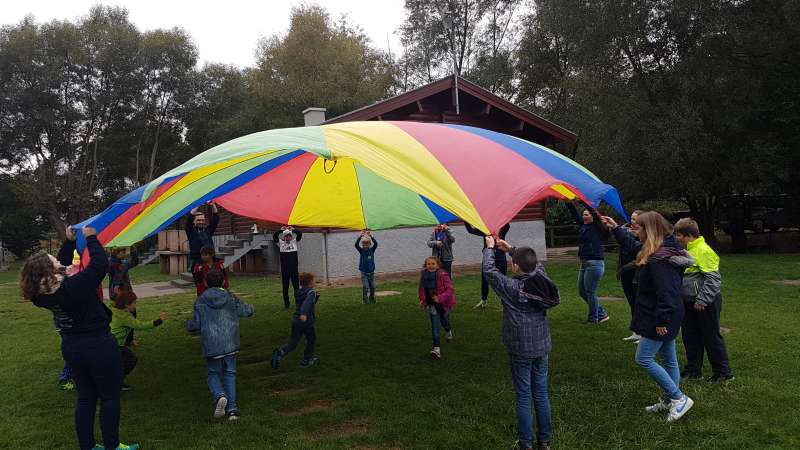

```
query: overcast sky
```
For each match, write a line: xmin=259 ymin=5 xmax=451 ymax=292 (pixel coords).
xmin=2 ymin=0 xmax=407 ymax=68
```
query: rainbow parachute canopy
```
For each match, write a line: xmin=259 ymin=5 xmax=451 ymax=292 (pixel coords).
xmin=75 ymin=121 xmax=626 ymax=248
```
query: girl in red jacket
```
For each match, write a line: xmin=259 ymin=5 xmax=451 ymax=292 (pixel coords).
xmin=418 ymin=256 xmax=457 ymax=359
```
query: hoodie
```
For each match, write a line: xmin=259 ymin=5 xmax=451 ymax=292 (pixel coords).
xmin=185 ymin=287 xmax=254 ymax=358
xmin=293 ymin=286 xmax=319 ymax=326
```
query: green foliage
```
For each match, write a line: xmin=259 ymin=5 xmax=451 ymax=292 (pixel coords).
xmin=0 ymin=177 xmax=47 ymax=257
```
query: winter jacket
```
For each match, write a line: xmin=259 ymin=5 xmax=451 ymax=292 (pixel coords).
xmin=355 ymin=235 xmax=378 ymax=273
xmin=483 ymin=248 xmax=558 ymax=358
xmin=33 ymin=236 xmax=112 ymax=335
xmin=292 ymin=286 xmax=319 ymax=326
xmin=192 ymin=259 xmax=229 ymax=297
xmin=273 ymin=229 xmax=303 ymax=268
xmin=567 ymin=203 xmax=608 ymax=261
xmin=427 ymin=228 xmax=455 ymax=262
xmin=185 ymin=287 xmax=254 ymax=358
xmin=613 ymin=230 xmax=689 ymax=341
xmin=682 ymin=236 xmax=722 ymax=307
xmin=185 ymin=213 xmax=219 ymax=260
xmin=110 ymin=307 xmax=163 ymax=346
xmin=417 ymin=269 xmax=457 ymax=311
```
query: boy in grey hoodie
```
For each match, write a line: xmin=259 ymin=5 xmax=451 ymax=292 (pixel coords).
xmin=185 ymin=270 xmax=254 ymax=420
xmin=483 ymin=236 xmax=560 ymax=450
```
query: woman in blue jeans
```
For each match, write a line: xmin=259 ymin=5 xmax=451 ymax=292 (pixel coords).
xmin=566 ymin=200 xmax=610 ymax=323
xmin=605 ymin=212 xmax=696 ymax=422
xmin=22 ymin=226 xmax=139 ymax=450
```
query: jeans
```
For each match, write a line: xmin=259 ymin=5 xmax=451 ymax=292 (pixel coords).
xmin=61 ymin=332 xmax=122 ymax=450
xmin=207 ymin=354 xmax=238 ymax=413
xmin=682 ymin=296 xmax=731 ymax=377
xmin=578 ymin=260 xmax=607 ymax=322
xmin=428 ymin=304 xmax=451 ymax=347
xmin=510 ymin=355 xmax=552 ymax=447
xmin=635 ymin=337 xmax=683 ymax=400
xmin=281 ymin=322 xmax=316 ymax=361
xmin=280 ymin=264 xmax=299 ymax=308
xmin=361 ymin=271 xmax=376 ymax=303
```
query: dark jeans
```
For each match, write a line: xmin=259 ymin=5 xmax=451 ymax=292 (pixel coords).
xmin=61 ymin=332 xmax=122 ymax=450
xmin=120 ymin=346 xmax=138 ymax=378
xmin=281 ymin=322 xmax=316 ymax=361
xmin=481 ymin=252 xmax=507 ymax=301
xmin=280 ymin=264 xmax=299 ymax=308
xmin=510 ymin=354 xmax=552 ymax=447
xmin=620 ymin=270 xmax=637 ymax=316
xmin=428 ymin=304 xmax=451 ymax=347
xmin=682 ymin=297 xmax=732 ymax=377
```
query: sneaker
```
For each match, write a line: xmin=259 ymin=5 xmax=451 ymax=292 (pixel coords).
xmin=227 ymin=410 xmax=240 ymax=421
xmin=270 ymin=348 xmax=282 ymax=369
xmin=537 ymin=442 xmax=552 ymax=450
xmin=446 ymin=330 xmax=454 ymax=341
xmin=213 ymin=395 xmax=228 ymax=419
xmin=681 ymin=371 xmax=702 ymax=381
xmin=58 ymin=379 xmax=75 ymax=391
xmin=299 ymin=357 xmax=320 ymax=368
xmin=644 ymin=397 xmax=671 ymax=413
xmin=622 ymin=333 xmax=641 ymax=341
xmin=512 ymin=440 xmax=533 ymax=450
xmin=666 ymin=395 xmax=694 ymax=422
xmin=708 ymin=374 xmax=735 ymax=383
xmin=474 ymin=299 xmax=487 ymax=309
xmin=598 ymin=314 xmax=611 ymax=324
xmin=430 ymin=347 xmax=441 ymax=359
xmin=121 ymin=383 xmax=131 ymax=392
xmin=93 ymin=443 xmax=141 ymax=450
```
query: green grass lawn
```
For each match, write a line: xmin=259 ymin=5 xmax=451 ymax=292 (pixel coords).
xmin=1 ymin=254 xmax=799 ymax=449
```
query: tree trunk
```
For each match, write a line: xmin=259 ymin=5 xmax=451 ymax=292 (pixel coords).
xmin=687 ymin=194 xmax=719 ymax=248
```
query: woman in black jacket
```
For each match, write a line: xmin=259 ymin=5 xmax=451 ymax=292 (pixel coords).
xmin=617 ymin=210 xmax=643 ymax=342
xmin=607 ymin=212 xmax=695 ymax=423
xmin=21 ymin=226 xmax=139 ymax=450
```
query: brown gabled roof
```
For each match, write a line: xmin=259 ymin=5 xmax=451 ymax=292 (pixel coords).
xmin=324 ymin=74 xmax=577 ymax=144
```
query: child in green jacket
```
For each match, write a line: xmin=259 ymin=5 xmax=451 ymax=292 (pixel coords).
xmin=110 ymin=289 xmax=167 ymax=389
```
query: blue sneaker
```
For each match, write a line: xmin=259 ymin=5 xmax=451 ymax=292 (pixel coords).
xmin=270 ymin=348 xmax=282 ymax=369
xmin=299 ymin=357 xmax=319 ymax=368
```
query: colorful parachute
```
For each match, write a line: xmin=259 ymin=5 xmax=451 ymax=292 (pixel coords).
xmin=75 ymin=121 xmax=626 ymax=248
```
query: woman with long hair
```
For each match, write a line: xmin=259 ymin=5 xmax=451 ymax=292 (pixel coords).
xmin=566 ymin=200 xmax=611 ymax=324
xmin=21 ymin=226 xmax=139 ymax=450
xmin=605 ymin=212 xmax=695 ymax=422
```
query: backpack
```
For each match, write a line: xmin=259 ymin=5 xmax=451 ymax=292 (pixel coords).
xmin=520 ymin=273 xmax=561 ymax=310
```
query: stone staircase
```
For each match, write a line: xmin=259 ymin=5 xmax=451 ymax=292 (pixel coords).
xmin=170 ymin=232 xmax=268 ymax=289
xmin=137 ymin=244 xmax=160 ymax=266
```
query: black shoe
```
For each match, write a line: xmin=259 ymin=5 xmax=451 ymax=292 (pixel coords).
xmin=708 ymin=374 xmax=735 ymax=383
xmin=538 ymin=442 xmax=552 ymax=450
xmin=121 ymin=383 xmax=131 ymax=391
xmin=227 ymin=410 xmax=240 ymax=421
xmin=681 ymin=371 xmax=702 ymax=380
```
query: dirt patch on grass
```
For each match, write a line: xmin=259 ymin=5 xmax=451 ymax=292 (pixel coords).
xmin=281 ymin=399 xmax=337 ymax=417
xmin=720 ymin=326 xmax=731 ymax=335
xmin=599 ymin=296 xmax=625 ymax=302
xmin=307 ymin=419 xmax=369 ymax=439
xmin=771 ymin=279 xmax=800 ymax=286
xmin=375 ymin=290 xmax=402 ymax=297
xmin=349 ymin=446 xmax=402 ymax=450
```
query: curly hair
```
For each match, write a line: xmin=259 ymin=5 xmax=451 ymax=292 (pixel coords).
xmin=20 ymin=252 xmax=57 ymax=300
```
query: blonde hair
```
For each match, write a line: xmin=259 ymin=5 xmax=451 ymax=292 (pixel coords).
xmin=635 ymin=212 xmax=673 ymax=266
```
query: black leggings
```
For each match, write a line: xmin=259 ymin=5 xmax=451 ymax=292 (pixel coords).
xmin=61 ymin=332 xmax=122 ymax=450
xmin=280 ymin=264 xmax=299 ymax=308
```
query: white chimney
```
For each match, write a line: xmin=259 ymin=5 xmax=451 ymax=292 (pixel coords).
xmin=302 ymin=107 xmax=327 ymax=126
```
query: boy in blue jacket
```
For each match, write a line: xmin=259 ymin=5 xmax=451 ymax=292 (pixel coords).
xmin=185 ymin=270 xmax=254 ymax=421
xmin=271 ymin=272 xmax=320 ymax=368
xmin=355 ymin=230 xmax=378 ymax=304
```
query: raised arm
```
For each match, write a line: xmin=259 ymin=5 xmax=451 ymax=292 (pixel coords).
xmin=57 ymin=234 xmax=77 ymax=267
xmin=370 ymin=235 xmax=378 ymax=250
xmin=293 ymin=229 xmax=303 ymax=242
xmin=68 ymin=230 xmax=109 ymax=292
xmin=482 ymin=246 xmax=515 ymax=301
xmin=566 ymin=202 xmax=583 ymax=226
xmin=464 ymin=222 xmax=486 ymax=237
xmin=445 ymin=228 xmax=455 ymax=243
xmin=611 ymin=226 xmax=642 ymax=255
xmin=272 ymin=231 xmax=281 ymax=244
xmin=207 ymin=209 xmax=219 ymax=235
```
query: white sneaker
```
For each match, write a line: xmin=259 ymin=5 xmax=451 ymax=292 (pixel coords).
xmin=622 ymin=333 xmax=642 ymax=341
xmin=644 ymin=398 xmax=671 ymax=413
xmin=667 ymin=395 xmax=694 ymax=422
xmin=446 ymin=330 xmax=454 ymax=341
xmin=213 ymin=395 xmax=228 ymax=419
xmin=474 ymin=300 xmax=487 ymax=309
xmin=430 ymin=347 xmax=441 ymax=359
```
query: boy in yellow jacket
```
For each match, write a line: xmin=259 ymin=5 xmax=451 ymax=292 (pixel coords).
xmin=674 ymin=218 xmax=733 ymax=382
